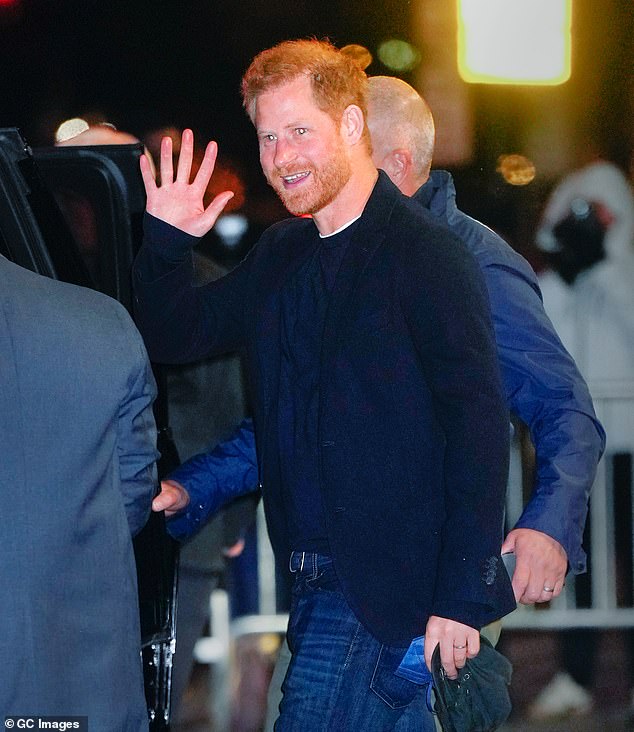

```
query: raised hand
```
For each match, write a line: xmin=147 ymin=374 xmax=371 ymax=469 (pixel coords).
xmin=140 ymin=128 xmax=234 ymax=237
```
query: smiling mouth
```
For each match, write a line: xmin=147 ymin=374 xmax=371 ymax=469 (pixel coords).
xmin=282 ymin=171 xmax=310 ymax=186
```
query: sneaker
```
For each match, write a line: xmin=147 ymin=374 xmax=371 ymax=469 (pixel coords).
xmin=527 ymin=671 xmax=593 ymax=719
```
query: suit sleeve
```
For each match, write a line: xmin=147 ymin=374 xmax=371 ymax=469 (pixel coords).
xmin=132 ymin=213 xmax=253 ymax=365
xmin=483 ymin=259 xmax=606 ymax=573
xmin=116 ymin=309 xmax=160 ymax=536
xmin=166 ymin=418 xmax=259 ymax=542
xmin=401 ymin=224 xmax=515 ymax=627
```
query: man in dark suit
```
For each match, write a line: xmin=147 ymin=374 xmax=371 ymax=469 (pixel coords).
xmin=0 ymin=254 xmax=158 ymax=730
xmin=132 ymin=39 xmax=515 ymax=730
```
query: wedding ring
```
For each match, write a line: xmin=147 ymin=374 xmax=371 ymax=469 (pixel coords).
xmin=453 ymin=644 xmax=466 ymax=649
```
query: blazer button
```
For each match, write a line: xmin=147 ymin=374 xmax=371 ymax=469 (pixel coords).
xmin=481 ymin=556 xmax=499 ymax=585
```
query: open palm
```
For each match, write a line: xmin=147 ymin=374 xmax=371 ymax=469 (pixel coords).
xmin=140 ymin=128 xmax=234 ymax=237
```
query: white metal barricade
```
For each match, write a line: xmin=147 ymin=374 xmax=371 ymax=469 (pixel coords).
xmin=505 ymin=380 xmax=634 ymax=628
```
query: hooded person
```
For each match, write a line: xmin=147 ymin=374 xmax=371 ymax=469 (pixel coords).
xmin=537 ymin=160 xmax=634 ymax=451
xmin=531 ymin=160 xmax=634 ymax=719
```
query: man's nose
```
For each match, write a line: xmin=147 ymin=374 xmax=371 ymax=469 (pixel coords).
xmin=273 ymin=138 xmax=296 ymax=169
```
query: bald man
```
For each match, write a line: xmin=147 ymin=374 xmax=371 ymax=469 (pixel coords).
xmin=153 ymin=75 xmax=605 ymax=726
xmin=366 ymin=76 xmax=604 ymax=603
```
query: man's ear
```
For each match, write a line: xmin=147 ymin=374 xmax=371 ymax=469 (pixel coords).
xmin=341 ymin=104 xmax=366 ymax=146
xmin=380 ymin=149 xmax=411 ymax=187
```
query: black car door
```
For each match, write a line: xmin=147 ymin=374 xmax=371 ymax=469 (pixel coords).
xmin=0 ymin=127 xmax=179 ymax=730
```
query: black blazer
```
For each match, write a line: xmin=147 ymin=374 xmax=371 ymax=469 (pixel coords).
xmin=134 ymin=173 xmax=516 ymax=645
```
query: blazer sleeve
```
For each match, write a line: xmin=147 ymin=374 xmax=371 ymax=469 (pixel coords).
xmin=166 ymin=418 xmax=259 ymax=542
xmin=132 ymin=213 xmax=253 ymax=365
xmin=400 ymin=223 xmax=515 ymax=627
xmin=115 ymin=308 xmax=160 ymax=536
xmin=483 ymin=258 xmax=606 ymax=573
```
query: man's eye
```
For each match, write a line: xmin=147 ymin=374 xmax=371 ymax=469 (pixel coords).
xmin=260 ymin=134 xmax=276 ymax=144
xmin=295 ymin=128 xmax=308 ymax=136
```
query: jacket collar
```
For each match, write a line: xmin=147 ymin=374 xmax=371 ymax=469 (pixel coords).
xmin=412 ymin=169 xmax=457 ymax=224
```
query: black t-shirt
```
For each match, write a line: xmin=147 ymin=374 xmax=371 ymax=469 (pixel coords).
xmin=277 ymin=218 xmax=360 ymax=552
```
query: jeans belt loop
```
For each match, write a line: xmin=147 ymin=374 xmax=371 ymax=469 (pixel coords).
xmin=289 ymin=551 xmax=308 ymax=573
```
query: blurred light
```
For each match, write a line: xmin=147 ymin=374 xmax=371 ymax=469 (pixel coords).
xmin=258 ymin=633 xmax=282 ymax=657
xmin=496 ymin=154 xmax=536 ymax=185
xmin=340 ymin=44 xmax=373 ymax=72
xmin=215 ymin=214 xmax=248 ymax=248
xmin=377 ymin=39 xmax=421 ymax=73
xmin=457 ymin=0 xmax=572 ymax=85
xmin=55 ymin=118 xmax=90 ymax=143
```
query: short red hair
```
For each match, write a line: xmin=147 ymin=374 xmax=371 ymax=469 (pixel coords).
xmin=241 ymin=39 xmax=371 ymax=150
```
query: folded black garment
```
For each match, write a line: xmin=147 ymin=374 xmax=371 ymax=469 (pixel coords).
xmin=431 ymin=636 xmax=513 ymax=732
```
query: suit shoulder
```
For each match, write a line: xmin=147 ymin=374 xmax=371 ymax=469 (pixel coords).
xmin=260 ymin=215 xmax=313 ymax=243
xmin=2 ymin=258 xmax=139 ymax=343
xmin=245 ymin=216 xmax=316 ymax=267
xmin=50 ymin=277 xmax=134 ymax=330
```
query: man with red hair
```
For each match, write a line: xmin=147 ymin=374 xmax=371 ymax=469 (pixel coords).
xmin=133 ymin=39 xmax=515 ymax=730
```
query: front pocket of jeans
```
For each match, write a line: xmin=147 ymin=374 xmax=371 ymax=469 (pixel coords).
xmin=305 ymin=561 xmax=339 ymax=592
xmin=370 ymin=644 xmax=423 ymax=709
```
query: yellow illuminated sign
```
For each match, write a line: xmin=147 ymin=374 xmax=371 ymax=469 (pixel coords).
xmin=457 ymin=0 xmax=572 ymax=85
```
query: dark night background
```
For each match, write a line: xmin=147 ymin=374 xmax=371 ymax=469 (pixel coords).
xmin=0 ymin=0 xmax=414 ymax=164
xmin=0 ymin=0 xmax=632 ymax=255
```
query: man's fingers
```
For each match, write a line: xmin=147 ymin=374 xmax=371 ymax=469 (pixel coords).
xmin=501 ymin=534 xmax=516 ymax=555
xmin=452 ymin=628 xmax=480 ymax=671
xmin=453 ymin=641 xmax=468 ymax=669
xmin=519 ymin=577 xmax=558 ymax=604
xmin=506 ymin=528 xmax=568 ymax=605
xmin=176 ymin=128 xmax=194 ymax=184
xmin=440 ymin=641 xmax=458 ymax=679
xmin=139 ymin=154 xmax=157 ymax=195
xmin=192 ymin=140 xmax=219 ymax=195
xmin=200 ymin=191 xmax=235 ymax=231
xmin=160 ymin=135 xmax=174 ymax=185
xmin=423 ymin=637 xmax=436 ymax=671
xmin=516 ymin=565 xmax=566 ymax=604
xmin=152 ymin=492 xmax=175 ymax=513
xmin=466 ymin=631 xmax=480 ymax=657
xmin=511 ymin=563 xmax=530 ymax=603
xmin=425 ymin=617 xmax=481 ymax=679
xmin=552 ymin=577 xmax=565 ymax=598
xmin=152 ymin=480 xmax=189 ymax=516
xmin=532 ymin=576 xmax=565 ymax=604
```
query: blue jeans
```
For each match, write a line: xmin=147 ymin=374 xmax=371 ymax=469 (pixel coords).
xmin=275 ymin=552 xmax=435 ymax=732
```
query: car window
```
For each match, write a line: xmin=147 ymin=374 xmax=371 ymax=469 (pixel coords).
xmin=33 ymin=144 xmax=145 ymax=311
